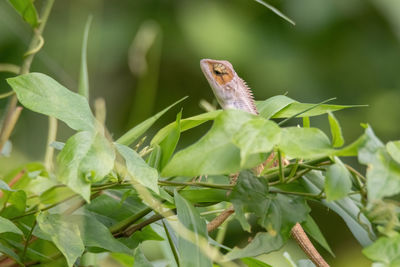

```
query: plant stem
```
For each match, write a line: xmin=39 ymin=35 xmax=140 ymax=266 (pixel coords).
xmin=158 ymin=180 xmax=232 ymax=190
xmin=109 ymin=207 xmax=153 ymax=234
xmin=44 ymin=116 xmax=57 ymax=171
xmin=0 ymin=0 xmax=55 ymax=152
xmin=162 ymin=220 xmax=180 ymax=267
xmin=278 ymin=150 xmax=284 ymax=183
xmin=269 ymin=189 xmax=325 ymax=199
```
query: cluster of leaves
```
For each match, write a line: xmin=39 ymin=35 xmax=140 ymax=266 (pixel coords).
xmin=2 ymin=1 xmax=400 ymax=266
xmin=1 ymin=70 xmax=400 ymax=266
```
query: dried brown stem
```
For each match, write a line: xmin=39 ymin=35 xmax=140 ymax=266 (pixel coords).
xmin=207 ymin=206 xmax=234 ymax=232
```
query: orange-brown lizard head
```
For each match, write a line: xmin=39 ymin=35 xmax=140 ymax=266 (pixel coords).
xmin=200 ymin=59 xmax=258 ymax=114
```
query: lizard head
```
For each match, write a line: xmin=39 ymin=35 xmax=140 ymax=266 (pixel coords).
xmin=200 ymin=59 xmax=238 ymax=106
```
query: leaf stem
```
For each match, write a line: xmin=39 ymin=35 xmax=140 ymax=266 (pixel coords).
xmin=278 ymin=150 xmax=284 ymax=183
xmin=162 ymin=220 xmax=180 ymax=267
xmin=44 ymin=116 xmax=57 ymax=171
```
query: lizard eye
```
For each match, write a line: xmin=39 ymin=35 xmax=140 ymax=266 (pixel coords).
xmin=214 ymin=69 xmax=223 ymax=75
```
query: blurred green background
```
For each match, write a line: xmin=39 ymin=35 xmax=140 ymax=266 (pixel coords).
xmin=1 ymin=0 xmax=400 ymax=266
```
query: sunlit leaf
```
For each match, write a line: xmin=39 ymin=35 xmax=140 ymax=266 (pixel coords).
xmin=256 ymin=95 xmax=296 ymax=119
xmin=117 ymin=97 xmax=187 ymax=146
xmin=174 ymin=191 xmax=212 ymax=267
xmin=58 ymin=131 xmax=115 ymax=202
xmin=358 ymin=126 xmax=400 ymax=200
xmin=37 ymin=212 xmax=85 ymax=267
xmin=159 ymin=110 xmax=182 ymax=170
xmin=325 ymin=158 xmax=352 ymax=201
xmin=8 ymin=0 xmax=39 ymax=28
xmin=279 ymin=127 xmax=333 ymax=159
xmin=0 ymin=216 xmax=23 ymax=235
xmin=328 ymin=112 xmax=344 ymax=148
xmin=162 ymin=110 xmax=266 ymax=177
xmin=151 ymin=110 xmax=221 ymax=145
xmin=232 ymin=118 xmax=281 ymax=166
xmin=241 ymin=257 xmax=272 ymax=267
xmin=0 ymin=242 xmax=22 ymax=265
xmin=116 ymin=144 xmax=159 ymax=194
xmin=387 ymin=141 xmax=400 ymax=164
xmin=363 ymin=234 xmax=400 ymax=265
xmin=7 ymin=73 xmax=96 ymax=131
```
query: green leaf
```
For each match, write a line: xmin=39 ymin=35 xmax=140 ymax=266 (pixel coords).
xmin=1 ymin=190 xmax=26 ymax=218
xmin=226 ymin=232 xmax=283 ymax=260
xmin=162 ymin=110 xmax=266 ymax=177
xmin=232 ymin=118 xmax=281 ymax=166
xmin=40 ymin=186 xmax=76 ymax=205
xmin=8 ymin=0 xmax=39 ymax=28
xmin=37 ymin=212 xmax=85 ymax=267
xmin=241 ymin=257 xmax=272 ymax=267
xmin=230 ymin=171 xmax=309 ymax=235
xmin=117 ymin=97 xmax=187 ymax=146
xmin=328 ymin=112 xmax=344 ymax=148
xmin=303 ymin=117 xmax=310 ymax=128
xmin=302 ymin=171 xmax=375 ymax=247
xmin=256 ymin=95 xmax=296 ymax=119
xmin=146 ymin=144 xmax=162 ymax=170
xmin=65 ymin=214 xmax=131 ymax=254
xmin=279 ymin=127 xmax=333 ymax=159
xmin=121 ymin=225 xmax=164 ymax=249
xmin=0 ymin=242 xmax=22 ymax=265
xmin=7 ymin=73 xmax=96 ymax=132
xmin=302 ymin=215 xmax=334 ymax=257
xmin=151 ymin=110 xmax=221 ymax=145
xmin=387 ymin=141 xmax=400 ymax=164
xmin=358 ymin=126 xmax=400 ymax=200
xmin=325 ymin=158 xmax=352 ymax=201
xmin=78 ymin=15 xmax=93 ymax=99
xmin=229 ymin=171 xmax=270 ymax=232
xmin=159 ymin=111 xmax=182 ymax=170
xmin=272 ymin=102 xmax=362 ymax=119
xmin=252 ymin=0 xmax=295 ymax=25
xmin=174 ymin=191 xmax=212 ymax=267
xmin=116 ymin=144 xmax=159 ymax=194
xmin=134 ymin=247 xmax=153 ymax=266
xmin=0 ymin=216 xmax=23 ymax=235
xmin=363 ymin=234 xmax=400 ymax=265
xmin=58 ymin=131 xmax=115 ymax=202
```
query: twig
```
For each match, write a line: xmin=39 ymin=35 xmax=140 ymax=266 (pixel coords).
xmin=159 ymin=180 xmax=232 ymax=190
xmin=207 ymin=206 xmax=235 ymax=232
xmin=44 ymin=116 xmax=57 ymax=171
xmin=0 ymin=107 xmax=22 ymax=153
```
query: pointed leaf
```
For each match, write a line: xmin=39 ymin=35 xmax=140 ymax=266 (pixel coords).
xmin=279 ymin=127 xmax=333 ymax=159
xmin=328 ymin=112 xmax=344 ymax=147
xmin=0 ymin=216 xmax=23 ymax=235
xmin=325 ymin=158 xmax=352 ymax=201
xmin=174 ymin=191 xmax=212 ymax=267
xmin=241 ymin=257 xmax=272 ymax=267
xmin=159 ymin=111 xmax=182 ymax=169
xmin=0 ymin=242 xmax=22 ymax=265
xmin=58 ymin=131 xmax=115 ymax=202
xmin=7 ymin=73 xmax=96 ymax=131
xmin=256 ymin=95 xmax=296 ymax=119
xmin=37 ymin=212 xmax=85 ymax=267
xmin=232 ymin=118 xmax=281 ymax=166
xmin=117 ymin=97 xmax=187 ymax=146
xmin=162 ymin=110 xmax=266 ymax=177
xmin=116 ymin=144 xmax=159 ymax=194
xmin=151 ymin=110 xmax=221 ymax=145
xmin=253 ymin=0 xmax=295 ymax=25
xmin=8 ymin=0 xmax=39 ymax=28
xmin=226 ymin=232 xmax=283 ymax=260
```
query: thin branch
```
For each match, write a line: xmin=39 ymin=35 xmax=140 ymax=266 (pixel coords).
xmin=207 ymin=206 xmax=235 ymax=232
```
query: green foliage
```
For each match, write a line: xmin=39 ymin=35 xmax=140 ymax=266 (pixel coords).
xmin=8 ymin=0 xmax=39 ymax=28
xmin=2 ymin=4 xmax=400 ymax=266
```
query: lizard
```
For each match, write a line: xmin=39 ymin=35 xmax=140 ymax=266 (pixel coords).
xmin=200 ymin=58 xmax=329 ymax=267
